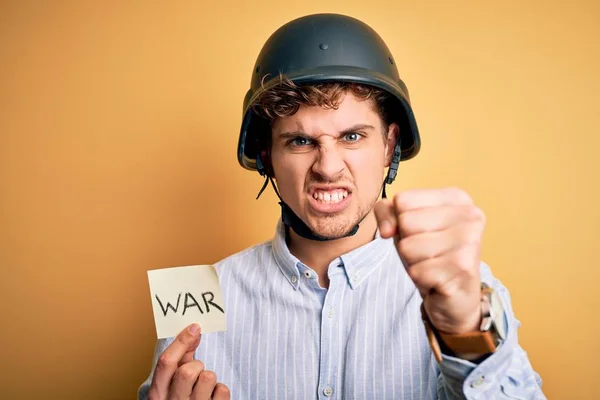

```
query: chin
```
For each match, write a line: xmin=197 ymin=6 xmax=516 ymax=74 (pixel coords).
xmin=307 ymin=216 xmax=358 ymax=239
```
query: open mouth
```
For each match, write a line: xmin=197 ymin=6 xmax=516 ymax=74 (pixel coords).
xmin=311 ymin=188 xmax=349 ymax=204
xmin=308 ymin=187 xmax=352 ymax=213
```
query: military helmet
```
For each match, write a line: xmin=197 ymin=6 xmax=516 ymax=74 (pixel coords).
xmin=237 ymin=13 xmax=421 ymax=184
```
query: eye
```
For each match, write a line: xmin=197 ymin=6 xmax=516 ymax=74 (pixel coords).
xmin=343 ymin=132 xmax=361 ymax=142
xmin=289 ymin=137 xmax=313 ymax=147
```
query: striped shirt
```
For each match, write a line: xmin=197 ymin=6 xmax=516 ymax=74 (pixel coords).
xmin=138 ymin=220 xmax=546 ymax=399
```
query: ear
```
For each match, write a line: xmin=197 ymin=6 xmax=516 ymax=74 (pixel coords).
xmin=384 ymin=123 xmax=400 ymax=167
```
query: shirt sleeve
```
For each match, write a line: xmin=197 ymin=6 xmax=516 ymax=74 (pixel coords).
xmin=137 ymin=337 xmax=176 ymax=400
xmin=435 ymin=262 xmax=547 ymax=400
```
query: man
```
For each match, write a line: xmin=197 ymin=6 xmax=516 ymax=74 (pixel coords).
xmin=139 ymin=13 xmax=545 ymax=399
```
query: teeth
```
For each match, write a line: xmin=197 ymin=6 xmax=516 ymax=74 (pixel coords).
xmin=312 ymin=189 xmax=349 ymax=204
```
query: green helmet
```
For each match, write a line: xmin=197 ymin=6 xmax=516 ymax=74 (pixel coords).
xmin=237 ymin=13 xmax=421 ymax=185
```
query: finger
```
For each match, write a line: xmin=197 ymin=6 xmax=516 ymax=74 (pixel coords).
xmin=178 ymin=337 xmax=198 ymax=367
xmin=374 ymin=199 xmax=398 ymax=238
xmin=169 ymin=360 xmax=205 ymax=399
xmin=394 ymin=187 xmax=473 ymax=213
xmin=150 ymin=324 xmax=202 ymax=398
xmin=397 ymin=222 xmax=483 ymax=265
xmin=397 ymin=204 xmax=485 ymax=237
xmin=191 ymin=370 xmax=218 ymax=400
xmin=407 ymin=244 xmax=480 ymax=298
xmin=211 ymin=383 xmax=231 ymax=400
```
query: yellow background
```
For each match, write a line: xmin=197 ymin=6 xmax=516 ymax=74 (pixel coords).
xmin=1 ymin=1 xmax=598 ymax=399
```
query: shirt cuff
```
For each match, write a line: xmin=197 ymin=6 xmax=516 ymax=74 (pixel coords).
xmin=437 ymin=310 xmax=517 ymax=396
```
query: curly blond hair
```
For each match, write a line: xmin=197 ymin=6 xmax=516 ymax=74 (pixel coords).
xmin=251 ymin=74 xmax=392 ymax=128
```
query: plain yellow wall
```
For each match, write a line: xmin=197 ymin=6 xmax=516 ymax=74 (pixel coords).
xmin=1 ymin=1 xmax=598 ymax=398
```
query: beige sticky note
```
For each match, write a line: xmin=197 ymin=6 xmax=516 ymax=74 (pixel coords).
xmin=147 ymin=265 xmax=226 ymax=339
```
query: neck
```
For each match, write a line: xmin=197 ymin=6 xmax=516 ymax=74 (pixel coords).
xmin=286 ymin=211 xmax=378 ymax=288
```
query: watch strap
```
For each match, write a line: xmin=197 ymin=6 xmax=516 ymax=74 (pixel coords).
xmin=437 ymin=328 xmax=497 ymax=355
xmin=421 ymin=293 xmax=499 ymax=362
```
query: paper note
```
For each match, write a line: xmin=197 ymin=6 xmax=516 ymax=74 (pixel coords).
xmin=147 ymin=265 xmax=227 ymax=339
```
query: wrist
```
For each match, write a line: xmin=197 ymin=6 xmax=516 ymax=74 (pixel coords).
xmin=421 ymin=283 xmax=507 ymax=363
xmin=431 ymin=309 xmax=482 ymax=335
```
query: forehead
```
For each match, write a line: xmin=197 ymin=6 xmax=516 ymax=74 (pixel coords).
xmin=272 ymin=93 xmax=380 ymax=136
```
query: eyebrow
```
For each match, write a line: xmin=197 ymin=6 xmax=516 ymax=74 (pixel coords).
xmin=276 ymin=124 xmax=376 ymax=140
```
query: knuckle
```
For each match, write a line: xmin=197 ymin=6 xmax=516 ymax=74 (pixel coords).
xmin=453 ymin=246 xmax=476 ymax=272
xmin=406 ymin=265 xmax=422 ymax=283
xmin=466 ymin=205 xmax=485 ymax=222
xmin=156 ymin=353 xmax=176 ymax=371
xmin=199 ymin=370 xmax=217 ymax=385
xmin=478 ymin=210 xmax=487 ymax=225
xmin=449 ymin=186 xmax=472 ymax=204
xmin=178 ymin=364 xmax=198 ymax=380
xmin=438 ymin=276 xmax=462 ymax=297
xmin=465 ymin=225 xmax=484 ymax=246
xmin=215 ymin=383 xmax=231 ymax=397
xmin=469 ymin=227 xmax=483 ymax=245
xmin=396 ymin=237 xmax=411 ymax=258
xmin=174 ymin=360 xmax=205 ymax=382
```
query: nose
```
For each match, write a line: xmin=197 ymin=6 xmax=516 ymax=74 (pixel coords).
xmin=311 ymin=145 xmax=345 ymax=180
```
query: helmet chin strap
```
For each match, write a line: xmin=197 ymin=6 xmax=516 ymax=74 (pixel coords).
xmin=280 ymin=197 xmax=359 ymax=241
xmin=257 ymin=174 xmax=359 ymax=241
xmin=255 ymin=141 xmax=400 ymax=242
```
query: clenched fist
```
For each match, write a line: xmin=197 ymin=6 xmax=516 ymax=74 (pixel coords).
xmin=374 ymin=187 xmax=485 ymax=334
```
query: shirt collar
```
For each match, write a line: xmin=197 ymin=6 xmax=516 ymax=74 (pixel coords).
xmin=339 ymin=228 xmax=393 ymax=289
xmin=271 ymin=219 xmax=393 ymax=290
xmin=272 ymin=220 xmax=302 ymax=290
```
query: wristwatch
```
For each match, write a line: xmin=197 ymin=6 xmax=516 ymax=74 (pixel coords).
xmin=421 ymin=282 xmax=507 ymax=363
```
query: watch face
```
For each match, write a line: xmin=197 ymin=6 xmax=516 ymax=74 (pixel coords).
xmin=490 ymin=290 xmax=507 ymax=340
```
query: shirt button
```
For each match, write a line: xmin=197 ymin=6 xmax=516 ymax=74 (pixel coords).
xmin=304 ymin=271 xmax=315 ymax=279
xmin=470 ymin=376 xmax=485 ymax=388
xmin=291 ymin=275 xmax=298 ymax=284
xmin=327 ymin=309 xmax=334 ymax=318
xmin=323 ymin=386 xmax=334 ymax=397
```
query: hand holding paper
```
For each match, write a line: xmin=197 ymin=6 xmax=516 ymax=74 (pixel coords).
xmin=146 ymin=265 xmax=230 ymax=399
xmin=147 ymin=323 xmax=230 ymax=400
xmin=147 ymin=265 xmax=227 ymax=339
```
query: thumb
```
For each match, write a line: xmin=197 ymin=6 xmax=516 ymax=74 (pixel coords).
xmin=178 ymin=323 xmax=202 ymax=366
xmin=150 ymin=323 xmax=202 ymax=396
xmin=374 ymin=199 xmax=398 ymax=239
